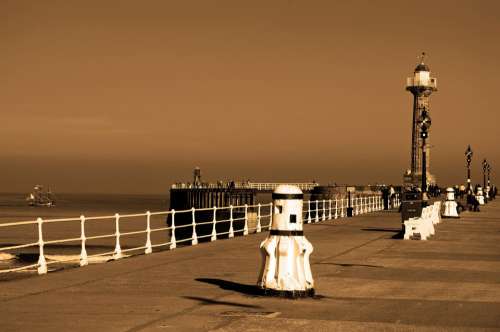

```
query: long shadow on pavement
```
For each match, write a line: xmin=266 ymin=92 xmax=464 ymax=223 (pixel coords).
xmin=314 ymin=262 xmax=383 ymax=268
xmin=196 ymin=278 xmax=265 ymax=297
xmin=196 ymin=278 xmax=332 ymax=300
xmin=361 ymin=227 xmax=404 ymax=239
xmin=182 ymin=295 xmax=262 ymax=308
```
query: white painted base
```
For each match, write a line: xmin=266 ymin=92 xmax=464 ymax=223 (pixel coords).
xmin=442 ymin=201 xmax=459 ymax=218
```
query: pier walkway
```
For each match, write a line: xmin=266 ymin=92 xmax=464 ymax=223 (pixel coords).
xmin=1 ymin=201 xmax=499 ymax=331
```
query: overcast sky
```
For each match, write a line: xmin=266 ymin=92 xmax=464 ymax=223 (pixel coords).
xmin=1 ymin=0 xmax=499 ymax=193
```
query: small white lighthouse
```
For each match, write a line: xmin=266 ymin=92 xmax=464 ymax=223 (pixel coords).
xmin=257 ymin=185 xmax=315 ymax=297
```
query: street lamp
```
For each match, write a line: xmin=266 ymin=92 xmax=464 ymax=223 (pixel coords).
xmin=465 ymin=145 xmax=473 ymax=192
xmin=483 ymin=159 xmax=489 ymax=202
xmin=487 ymin=163 xmax=492 ymax=200
xmin=418 ymin=109 xmax=431 ymax=202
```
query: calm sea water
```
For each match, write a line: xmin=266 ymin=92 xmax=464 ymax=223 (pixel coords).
xmin=0 ymin=192 xmax=171 ymax=278
xmin=0 ymin=192 xmax=169 ymax=223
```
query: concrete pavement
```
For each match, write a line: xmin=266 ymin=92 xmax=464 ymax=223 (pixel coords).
xmin=1 ymin=201 xmax=499 ymax=331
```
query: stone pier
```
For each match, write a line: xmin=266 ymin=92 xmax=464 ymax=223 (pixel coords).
xmin=1 ymin=201 xmax=499 ymax=331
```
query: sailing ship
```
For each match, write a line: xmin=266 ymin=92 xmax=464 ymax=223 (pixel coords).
xmin=26 ymin=185 xmax=56 ymax=207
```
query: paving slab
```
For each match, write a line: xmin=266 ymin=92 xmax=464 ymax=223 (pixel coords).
xmin=1 ymin=201 xmax=499 ymax=331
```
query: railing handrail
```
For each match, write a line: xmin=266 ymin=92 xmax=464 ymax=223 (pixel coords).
xmin=0 ymin=194 xmax=397 ymax=276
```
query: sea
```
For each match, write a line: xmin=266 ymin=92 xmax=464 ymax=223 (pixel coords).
xmin=0 ymin=192 xmax=170 ymax=279
xmin=0 ymin=192 xmax=169 ymax=222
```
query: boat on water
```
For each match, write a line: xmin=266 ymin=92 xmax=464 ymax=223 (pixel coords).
xmin=26 ymin=185 xmax=56 ymax=207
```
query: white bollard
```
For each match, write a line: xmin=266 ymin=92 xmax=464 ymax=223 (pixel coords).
xmin=322 ymin=199 xmax=326 ymax=221
xmin=113 ymin=213 xmax=123 ymax=259
xmin=476 ymin=187 xmax=485 ymax=205
xmin=80 ymin=215 xmax=89 ymax=266
xmin=328 ymin=199 xmax=332 ymax=220
xmin=145 ymin=211 xmax=153 ymax=254
xmin=258 ymin=185 xmax=314 ymax=297
xmin=169 ymin=210 xmax=177 ymax=250
xmin=442 ymin=187 xmax=459 ymax=218
xmin=37 ymin=217 xmax=47 ymax=275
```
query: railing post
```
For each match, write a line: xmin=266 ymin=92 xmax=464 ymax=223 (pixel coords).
xmin=328 ymin=199 xmax=332 ymax=220
xmin=37 ymin=217 xmax=47 ymax=275
xmin=354 ymin=197 xmax=358 ymax=215
xmin=368 ymin=196 xmax=372 ymax=213
xmin=340 ymin=198 xmax=345 ymax=218
xmin=315 ymin=200 xmax=319 ymax=222
xmin=256 ymin=203 xmax=262 ymax=233
xmin=268 ymin=202 xmax=273 ymax=228
xmin=243 ymin=204 xmax=249 ymax=235
xmin=145 ymin=211 xmax=152 ymax=254
xmin=113 ymin=213 xmax=123 ymax=259
xmin=169 ymin=210 xmax=177 ymax=250
xmin=80 ymin=215 xmax=88 ymax=266
xmin=307 ymin=200 xmax=312 ymax=224
xmin=191 ymin=207 xmax=198 ymax=245
xmin=322 ymin=199 xmax=326 ymax=221
xmin=211 ymin=206 xmax=217 ymax=241
xmin=229 ymin=205 xmax=234 ymax=238
xmin=334 ymin=199 xmax=338 ymax=219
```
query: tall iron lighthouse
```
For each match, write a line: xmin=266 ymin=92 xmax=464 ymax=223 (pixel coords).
xmin=404 ymin=53 xmax=437 ymax=187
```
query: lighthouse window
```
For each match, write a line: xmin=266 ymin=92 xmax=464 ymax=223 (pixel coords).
xmin=275 ymin=205 xmax=283 ymax=214
xmin=290 ymin=214 xmax=297 ymax=223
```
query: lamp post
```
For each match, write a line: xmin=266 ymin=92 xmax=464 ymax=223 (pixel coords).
xmin=483 ymin=159 xmax=489 ymax=202
xmin=486 ymin=163 xmax=491 ymax=198
xmin=418 ymin=109 xmax=431 ymax=203
xmin=465 ymin=145 xmax=473 ymax=192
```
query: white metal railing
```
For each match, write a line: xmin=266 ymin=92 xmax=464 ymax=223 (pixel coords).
xmin=0 ymin=194 xmax=396 ymax=276
xmin=406 ymin=77 xmax=437 ymax=89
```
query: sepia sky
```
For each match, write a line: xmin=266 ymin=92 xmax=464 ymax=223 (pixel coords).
xmin=1 ymin=0 xmax=499 ymax=194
